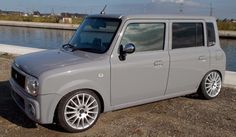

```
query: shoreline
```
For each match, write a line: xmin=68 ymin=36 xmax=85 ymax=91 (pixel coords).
xmin=0 ymin=20 xmax=236 ymax=38
xmin=0 ymin=20 xmax=78 ymax=30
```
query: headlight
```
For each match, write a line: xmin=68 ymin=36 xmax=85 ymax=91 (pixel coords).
xmin=25 ymin=76 xmax=39 ymax=96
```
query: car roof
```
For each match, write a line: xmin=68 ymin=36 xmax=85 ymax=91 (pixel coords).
xmin=87 ymin=14 xmax=216 ymax=21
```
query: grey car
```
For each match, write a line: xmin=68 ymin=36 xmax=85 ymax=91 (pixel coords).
xmin=10 ymin=14 xmax=226 ymax=132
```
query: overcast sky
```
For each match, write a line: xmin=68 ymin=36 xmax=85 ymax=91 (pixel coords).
xmin=0 ymin=0 xmax=235 ymax=19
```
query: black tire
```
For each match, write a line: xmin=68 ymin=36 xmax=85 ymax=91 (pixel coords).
xmin=198 ymin=71 xmax=222 ymax=100
xmin=57 ymin=90 xmax=101 ymax=133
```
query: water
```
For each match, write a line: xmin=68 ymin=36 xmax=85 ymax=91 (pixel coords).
xmin=220 ymin=39 xmax=236 ymax=72
xmin=0 ymin=26 xmax=235 ymax=71
xmin=0 ymin=26 xmax=75 ymax=49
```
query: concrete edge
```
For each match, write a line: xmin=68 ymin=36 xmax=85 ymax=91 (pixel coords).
xmin=0 ymin=20 xmax=78 ymax=30
xmin=0 ymin=44 xmax=46 ymax=55
xmin=219 ymin=30 xmax=236 ymax=38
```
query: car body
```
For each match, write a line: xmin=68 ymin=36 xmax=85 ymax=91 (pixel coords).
xmin=10 ymin=14 xmax=226 ymax=132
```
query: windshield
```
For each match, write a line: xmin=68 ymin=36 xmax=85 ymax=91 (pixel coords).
xmin=69 ymin=17 xmax=121 ymax=53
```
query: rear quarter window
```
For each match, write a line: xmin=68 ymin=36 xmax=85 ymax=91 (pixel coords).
xmin=206 ymin=22 xmax=216 ymax=46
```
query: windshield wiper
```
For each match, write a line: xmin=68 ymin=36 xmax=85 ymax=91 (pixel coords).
xmin=71 ymin=47 xmax=102 ymax=53
xmin=61 ymin=43 xmax=76 ymax=51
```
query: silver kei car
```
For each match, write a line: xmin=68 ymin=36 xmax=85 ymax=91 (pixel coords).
xmin=10 ymin=14 xmax=226 ymax=132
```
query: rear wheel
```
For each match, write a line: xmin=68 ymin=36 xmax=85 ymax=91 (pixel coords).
xmin=198 ymin=71 xmax=222 ymax=99
xmin=57 ymin=90 xmax=101 ymax=132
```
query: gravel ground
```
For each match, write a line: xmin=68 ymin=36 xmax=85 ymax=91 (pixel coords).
xmin=0 ymin=54 xmax=236 ymax=137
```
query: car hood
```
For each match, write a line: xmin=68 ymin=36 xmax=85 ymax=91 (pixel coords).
xmin=14 ymin=49 xmax=103 ymax=77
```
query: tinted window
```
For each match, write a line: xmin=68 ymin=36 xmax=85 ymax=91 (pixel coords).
xmin=207 ymin=23 xmax=216 ymax=46
xmin=121 ymin=23 xmax=165 ymax=52
xmin=172 ymin=23 xmax=204 ymax=49
xmin=70 ymin=18 xmax=121 ymax=53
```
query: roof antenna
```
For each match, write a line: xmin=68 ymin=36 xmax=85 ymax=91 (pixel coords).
xmin=100 ymin=5 xmax=107 ymax=15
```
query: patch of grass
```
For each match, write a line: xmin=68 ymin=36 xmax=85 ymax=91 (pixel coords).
xmin=0 ymin=14 xmax=83 ymax=24
xmin=72 ymin=17 xmax=83 ymax=24
xmin=217 ymin=21 xmax=236 ymax=31
xmin=0 ymin=14 xmax=60 ymax=23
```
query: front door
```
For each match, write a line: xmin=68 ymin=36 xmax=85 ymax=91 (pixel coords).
xmin=111 ymin=20 xmax=170 ymax=106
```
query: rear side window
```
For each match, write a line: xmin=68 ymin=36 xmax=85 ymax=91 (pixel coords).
xmin=206 ymin=23 xmax=216 ymax=46
xmin=121 ymin=23 xmax=165 ymax=52
xmin=172 ymin=23 xmax=204 ymax=49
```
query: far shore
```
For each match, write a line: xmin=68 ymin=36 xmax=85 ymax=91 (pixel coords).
xmin=0 ymin=20 xmax=78 ymax=30
xmin=0 ymin=20 xmax=236 ymax=38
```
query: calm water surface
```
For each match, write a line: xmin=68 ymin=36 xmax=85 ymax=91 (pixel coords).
xmin=220 ymin=39 xmax=236 ymax=71
xmin=0 ymin=26 xmax=235 ymax=71
xmin=0 ymin=26 xmax=74 ymax=49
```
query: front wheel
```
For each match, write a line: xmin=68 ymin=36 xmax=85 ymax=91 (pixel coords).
xmin=198 ymin=71 xmax=222 ymax=99
xmin=57 ymin=90 xmax=101 ymax=132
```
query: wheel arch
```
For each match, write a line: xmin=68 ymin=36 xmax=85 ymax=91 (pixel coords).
xmin=53 ymin=88 xmax=105 ymax=123
xmin=208 ymin=69 xmax=223 ymax=80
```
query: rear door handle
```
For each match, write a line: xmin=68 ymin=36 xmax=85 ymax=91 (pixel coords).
xmin=154 ymin=60 xmax=163 ymax=67
xmin=198 ymin=56 xmax=207 ymax=61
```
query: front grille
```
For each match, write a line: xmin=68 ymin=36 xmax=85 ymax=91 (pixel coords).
xmin=11 ymin=67 xmax=26 ymax=89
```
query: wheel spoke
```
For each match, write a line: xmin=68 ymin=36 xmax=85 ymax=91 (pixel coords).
xmin=76 ymin=95 xmax=81 ymax=106
xmin=207 ymin=87 xmax=212 ymax=94
xmin=210 ymin=73 xmax=214 ymax=81
xmin=66 ymin=105 xmax=77 ymax=110
xmin=67 ymin=114 xmax=77 ymax=121
xmin=88 ymin=111 xmax=98 ymax=114
xmin=206 ymin=84 xmax=212 ymax=89
xmin=88 ymin=105 xmax=98 ymax=110
xmin=87 ymin=99 xmax=95 ymax=107
xmin=65 ymin=111 xmax=76 ymax=115
xmin=210 ymin=89 xmax=214 ymax=96
xmin=70 ymin=99 xmax=79 ymax=108
xmin=72 ymin=116 xmax=79 ymax=125
xmin=82 ymin=93 xmax=85 ymax=105
xmin=87 ymin=114 xmax=96 ymax=120
xmin=85 ymin=95 xmax=91 ymax=105
xmin=77 ymin=118 xmax=81 ymax=128
xmin=84 ymin=117 xmax=90 ymax=125
xmin=82 ymin=118 xmax=85 ymax=128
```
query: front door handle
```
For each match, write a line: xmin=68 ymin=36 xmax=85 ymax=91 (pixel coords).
xmin=198 ymin=56 xmax=207 ymax=62
xmin=154 ymin=60 xmax=163 ymax=67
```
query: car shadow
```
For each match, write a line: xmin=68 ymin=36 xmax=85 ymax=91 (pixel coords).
xmin=0 ymin=81 xmax=37 ymax=128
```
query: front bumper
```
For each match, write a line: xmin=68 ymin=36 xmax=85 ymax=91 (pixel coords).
xmin=10 ymin=78 xmax=40 ymax=122
xmin=10 ymin=78 xmax=62 ymax=124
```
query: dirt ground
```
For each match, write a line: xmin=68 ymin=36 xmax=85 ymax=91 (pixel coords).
xmin=0 ymin=54 xmax=236 ymax=137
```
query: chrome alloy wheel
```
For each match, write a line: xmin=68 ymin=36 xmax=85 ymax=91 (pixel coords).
xmin=204 ymin=72 xmax=222 ymax=98
xmin=64 ymin=93 xmax=99 ymax=130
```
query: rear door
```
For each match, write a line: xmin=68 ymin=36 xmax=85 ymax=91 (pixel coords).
xmin=111 ymin=19 xmax=170 ymax=106
xmin=165 ymin=20 xmax=210 ymax=95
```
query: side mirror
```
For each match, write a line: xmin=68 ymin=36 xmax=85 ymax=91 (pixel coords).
xmin=119 ymin=43 xmax=135 ymax=61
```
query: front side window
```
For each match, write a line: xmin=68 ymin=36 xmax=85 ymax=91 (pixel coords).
xmin=172 ymin=23 xmax=204 ymax=49
xmin=121 ymin=23 xmax=165 ymax=52
xmin=69 ymin=18 xmax=121 ymax=53
xmin=206 ymin=23 xmax=216 ymax=46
